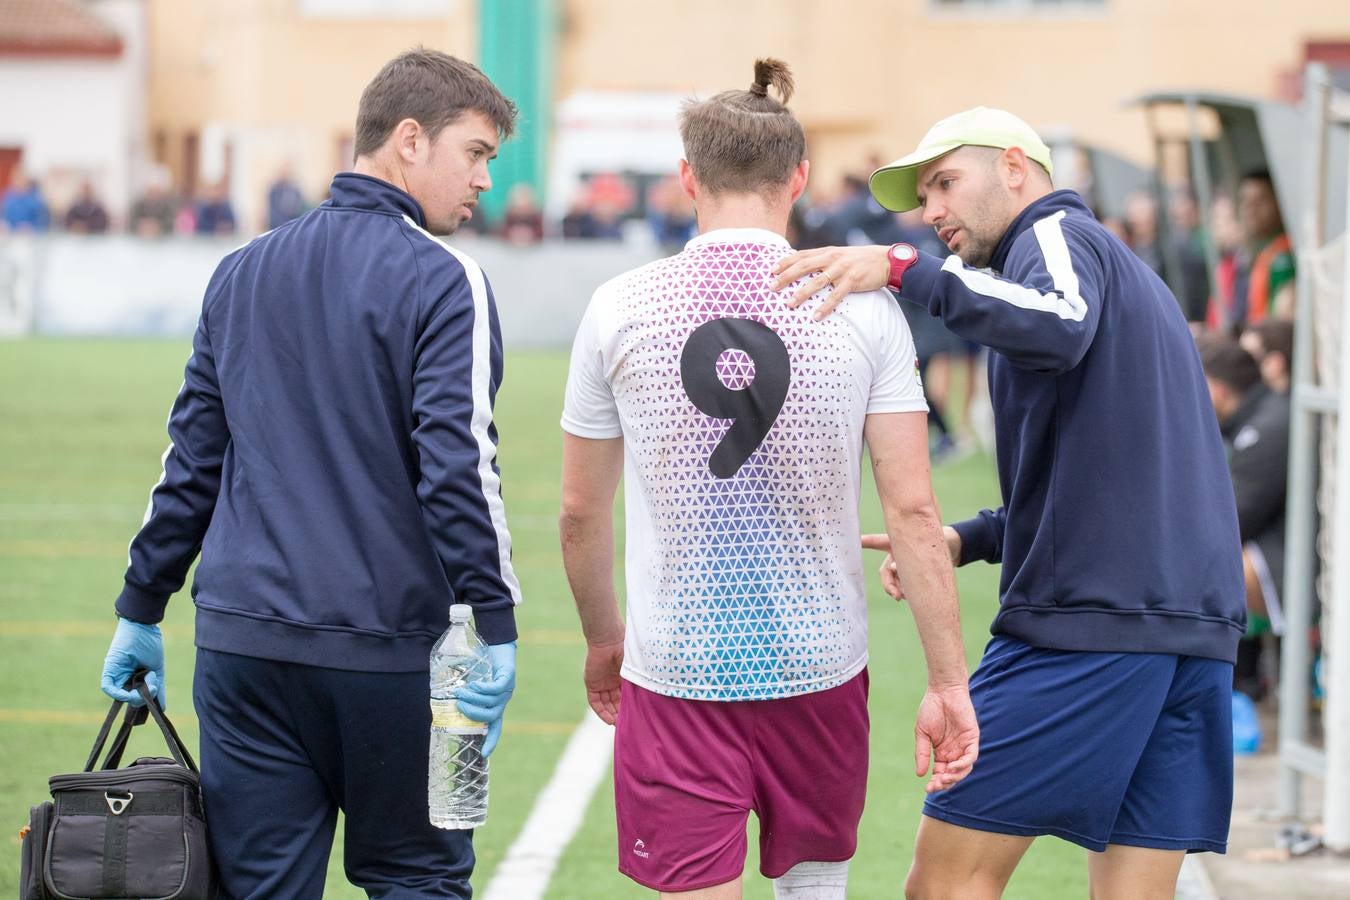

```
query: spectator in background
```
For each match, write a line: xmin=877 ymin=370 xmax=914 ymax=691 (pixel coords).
xmin=792 ymin=183 xmax=839 ymax=248
xmin=890 ymin=207 xmax=971 ymax=462
xmin=1241 ymin=318 xmax=1294 ymax=395
xmin=130 ymin=178 xmax=177 ymax=237
xmin=1198 ymin=334 xmax=1289 ymax=702
xmin=588 ymin=199 xmax=625 ymax=240
xmin=174 ymin=199 xmax=198 ymax=235
xmin=787 ymin=193 xmax=830 ymax=248
xmin=1098 ymin=213 xmax=1128 ymax=243
xmin=1168 ymin=188 xmax=1211 ymax=325
xmin=872 ymin=198 xmax=981 ymax=460
xmin=266 ymin=163 xmax=306 ymax=231
xmin=1122 ymin=190 xmax=1163 ymax=276
xmin=195 ymin=181 xmax=236 ymax=236
xmin=817 ymin=172 xmax=896 ymax=247
xmin=1235 ymin=169 xmax=1295 ymax=324
xmin=645 ymin=175 xmax=695 ymax=252
xmin=64 ymin=180 xmax=110 ymax=234
xmin=820 ymin=163 xmax=984 ymax=461
xmin=586 ymin=173 xmax=632 ymax=241
xmin=1207 ymin=194 xmax=1244 ymax=333
xmin=499 ymin=183 xmax=544 ymax=246
xmin=560 ymin=188 xmax=597 ymax=239
xmin=2 ymin=173 xmax=50 ymax=232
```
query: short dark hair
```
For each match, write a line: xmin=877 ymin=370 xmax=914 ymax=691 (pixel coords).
xmin=1244 ymin=318 xmax=1294 ymax=365
xmin=354 ymin=48 xmax=517 ymax=160
xmin=679 ymin=58 xmax=806 ymax=197
xmin=1241 ymin=168 xmax=1274 ymax=190
xmin=1198 ymin=333 xmax=1261 ymax=393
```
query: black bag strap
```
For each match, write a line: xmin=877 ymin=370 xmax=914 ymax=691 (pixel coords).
xmin=98 ymin=702 xmax=145 ymax=772
xmin=83 ymin=687 xmax=145 ymax=773
xmin=83 ymin=696 xmax=125 ymax=772
xmin=132 ymin=678 xmax=198 ymax=773
xmin=84 ymin=669 xmax=198 ymax=774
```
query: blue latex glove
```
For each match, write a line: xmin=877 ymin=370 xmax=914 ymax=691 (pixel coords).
xmin=455 ymin=641 xmax=516 ymax=758
xmin=100 ymin=617 xmax=166 ymax=709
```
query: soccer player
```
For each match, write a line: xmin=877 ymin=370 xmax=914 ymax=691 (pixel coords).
xmin=559 ymin=60 xmax=977 ymax=900
xmin=774 ymin=108 xmax=1246 ymax=900
xmin=99 ymin=50 xmax=521 ymax=898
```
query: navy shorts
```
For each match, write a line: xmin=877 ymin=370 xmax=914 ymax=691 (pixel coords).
xmin=923 ymin=635 xmax=1234 ymax=853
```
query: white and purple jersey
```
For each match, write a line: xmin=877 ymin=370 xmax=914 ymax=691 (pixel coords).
xmin=562 ymin=227 xmax=927 ymax=700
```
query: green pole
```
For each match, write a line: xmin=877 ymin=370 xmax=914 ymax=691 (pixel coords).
xmin=477 ymin=0 xmax=554 ymax=223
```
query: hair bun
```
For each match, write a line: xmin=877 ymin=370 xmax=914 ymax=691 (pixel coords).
xmin=750 ymin=58 xmax=793 ymax=104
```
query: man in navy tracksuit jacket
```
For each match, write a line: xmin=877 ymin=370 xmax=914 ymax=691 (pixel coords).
xmin=776 ymin=108 xmax=1245 ymax=900
xmin=99 ymin=51 xmax=521 ymax=898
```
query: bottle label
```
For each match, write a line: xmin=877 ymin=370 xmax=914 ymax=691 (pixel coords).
xmin=430 ymin=699 xmax=488 ymax=734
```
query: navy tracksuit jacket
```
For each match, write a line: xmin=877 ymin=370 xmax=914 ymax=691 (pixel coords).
xmin=114 ymin=173 xmax=522 ymax=898
xmin=116 ymin=173 xmax=521 ymax=669
xmin=898 ymin=190 xmax=1245 ymax=663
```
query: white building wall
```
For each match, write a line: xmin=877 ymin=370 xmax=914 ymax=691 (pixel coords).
xmin=98 ymin=0 xmax=151 ymax=208
xmin=0 ymin=58 xmax=130 ymax=219
xmin=0 ymin=0 xmax=147 ymax=224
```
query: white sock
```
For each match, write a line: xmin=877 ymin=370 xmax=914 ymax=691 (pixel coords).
xmin=771 ymin=859 xmax=850 ymax=900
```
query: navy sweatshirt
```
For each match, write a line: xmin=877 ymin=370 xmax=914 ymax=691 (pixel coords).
xmin=899 ymin=190 xmax=1245 ymax=663
xmin=116 ymin=173 xmax=521 ymax=671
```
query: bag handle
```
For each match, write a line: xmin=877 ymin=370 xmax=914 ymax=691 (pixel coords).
xmin=83 ymin=680 xmax=145 ymax=773
xmin=84 ymin=669 xmax=199 ymax=774
xmin=131 ymin=677 xmax=199 ymax=773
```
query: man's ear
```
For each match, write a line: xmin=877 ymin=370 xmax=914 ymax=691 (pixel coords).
xmin=392 ymin=118 xmax=423 ymax=165
xmin=1002 ymin=146 xmax=1030 ymax=190
xmin=678 ymin=159 xmax=699 ymax=203
xmin=788 ymin=159 xmax=810 ymax=204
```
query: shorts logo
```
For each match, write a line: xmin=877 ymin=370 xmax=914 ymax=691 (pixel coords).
xmin=633 ymin=838 xmax=650 ymax=859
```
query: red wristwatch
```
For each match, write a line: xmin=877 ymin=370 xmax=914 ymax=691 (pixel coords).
xmin=887 ymin=242 xmax=919 ymax=290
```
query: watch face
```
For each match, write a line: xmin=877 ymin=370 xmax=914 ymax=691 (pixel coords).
xmin=892 ymin=244 xmax=915 ymax=261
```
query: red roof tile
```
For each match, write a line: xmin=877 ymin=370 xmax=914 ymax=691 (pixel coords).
xmin=0 ymin=0 xmax=123 ymax=58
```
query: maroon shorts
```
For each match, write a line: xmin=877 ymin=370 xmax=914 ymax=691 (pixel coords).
xmin=613 ymin=671 xmax=869 ymax=892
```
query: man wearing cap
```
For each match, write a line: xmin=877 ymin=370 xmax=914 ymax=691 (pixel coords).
xmin=776 ymin=108 xmax=1244 ymax=899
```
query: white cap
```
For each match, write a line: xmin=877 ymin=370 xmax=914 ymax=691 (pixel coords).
xmin=869 ymin=106 xmax=1053 ymax=212
xmin=449 ymin=604 xmax=473 ymax=623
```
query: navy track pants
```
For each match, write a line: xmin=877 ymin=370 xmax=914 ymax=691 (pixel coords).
xmin=193 ymin=648 xmax=475 ymax=899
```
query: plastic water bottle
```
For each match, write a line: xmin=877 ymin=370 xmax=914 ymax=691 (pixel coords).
xmin=429 ymin=604 xmax=491 ymax=829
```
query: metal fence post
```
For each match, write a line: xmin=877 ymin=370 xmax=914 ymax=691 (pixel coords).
xmin=1278 ymin=62 xmax=1331 ymax=820
xmin=1325 ymin=132 xmax=1350 ymax=853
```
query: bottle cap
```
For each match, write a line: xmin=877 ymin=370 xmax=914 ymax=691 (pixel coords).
xmin=448 ymin=604 xmax=473 ymax=624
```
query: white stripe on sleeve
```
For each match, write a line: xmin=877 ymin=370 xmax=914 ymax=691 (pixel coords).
xmin=405 ymin=217 xmax=524 ymax=607
xmin=939 ymin=210 xmax=1088 ymax=323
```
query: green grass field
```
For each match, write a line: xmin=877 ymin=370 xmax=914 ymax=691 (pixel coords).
xmin=0 ymin=340 xmax=1084 ymax=898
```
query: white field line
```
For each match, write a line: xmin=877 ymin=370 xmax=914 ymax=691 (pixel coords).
xmin=480 ymin=711 xmax=614 ymax=900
